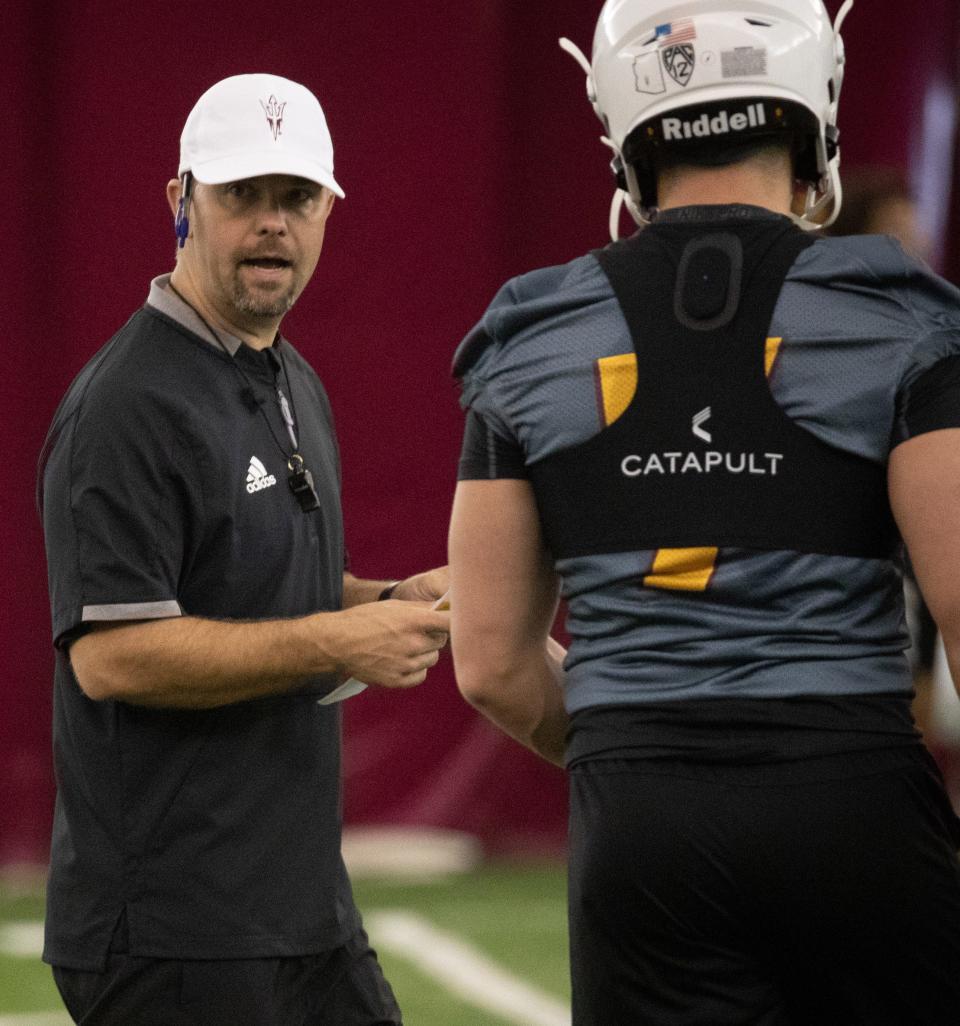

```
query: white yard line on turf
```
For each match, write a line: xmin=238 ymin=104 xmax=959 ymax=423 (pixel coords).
xmin=0 ymin=920 xmax=45 ymax=958
xmin=367 ymin=910 xmax=571 ymax=1026
xmin=2 ymin=913 xmax=571 ymax=1026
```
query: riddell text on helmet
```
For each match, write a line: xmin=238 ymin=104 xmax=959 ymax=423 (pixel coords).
xmin=662 ymin=102 xmax=767 ymax=141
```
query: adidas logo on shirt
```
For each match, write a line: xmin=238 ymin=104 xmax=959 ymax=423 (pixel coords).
xmin=246 ymin=456 xmax=278 ymax=494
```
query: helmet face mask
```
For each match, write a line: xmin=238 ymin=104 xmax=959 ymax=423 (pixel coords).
xmin=563 ymin=0 xmax=854 ymax=236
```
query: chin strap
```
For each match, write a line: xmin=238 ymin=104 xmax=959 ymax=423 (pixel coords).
xmin=607 ymin=188 xmax=652 ymax=241
xmin=793 ymin=0 xmax=854 ymax=231
xmin=835 ymin=0 xmax=855 ymax=34
xmin=608 ymin=190 xmax=626 ymax=241
xmin=561 ymin=37 xmax=642 ymax=241
xmin=792 ymin=163 xmax=845 ymax=232
xmin=558 ymin=36 xmax=592 ymax=78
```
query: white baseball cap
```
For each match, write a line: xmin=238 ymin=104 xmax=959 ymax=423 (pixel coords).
xmin=178 ymin=73 xmax=344 ymax=198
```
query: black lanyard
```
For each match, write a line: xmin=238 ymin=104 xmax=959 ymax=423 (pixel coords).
xmin=167 ymin=283 xmax=321 ymax=512
xmin=266 ymin=348 xmax=322 ymax=512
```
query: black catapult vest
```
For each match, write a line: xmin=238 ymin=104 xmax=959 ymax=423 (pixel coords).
xmin=527 ymin=218 xmax=901 ymax=561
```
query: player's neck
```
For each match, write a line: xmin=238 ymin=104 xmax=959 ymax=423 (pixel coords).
xmin=658 ymin=164 xmax=795 ymax=218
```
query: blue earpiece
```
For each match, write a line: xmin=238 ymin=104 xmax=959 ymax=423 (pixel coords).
xmin=174 ymin=172 xmax=192 ymax=248
xmin=174 ymin=201 xmax=189 ymax=248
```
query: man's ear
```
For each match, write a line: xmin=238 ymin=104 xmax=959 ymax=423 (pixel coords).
xmin=166 ymin=178 xmax=183 ymax=217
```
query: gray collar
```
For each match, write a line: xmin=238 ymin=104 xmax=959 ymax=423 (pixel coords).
xmin=147 ymin=275 xmax=244 ymax=356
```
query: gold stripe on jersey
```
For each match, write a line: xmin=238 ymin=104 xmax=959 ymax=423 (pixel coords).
xmin=595 ymin=353 xmax=638 ymax=427
xmin=765 ymin=336 xmax=783 ymax=378
xmin=644 ymin=547 xmax=720 ymax=591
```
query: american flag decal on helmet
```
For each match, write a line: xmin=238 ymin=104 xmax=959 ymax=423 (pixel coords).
xmin=656 ymin=19 xmax=697 ymax=47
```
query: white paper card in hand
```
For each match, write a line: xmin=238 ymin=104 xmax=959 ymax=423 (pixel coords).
xmin=317 ymin=591 xmax=449 ymax=705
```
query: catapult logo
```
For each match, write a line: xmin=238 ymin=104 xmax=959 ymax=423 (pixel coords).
xmin=662 ymin=102 xmax=767 ymax=142
xmin=692 ymin=406 xmax=712 ymax=443
xmin=619 ymin=406 xmax=784 ymax=478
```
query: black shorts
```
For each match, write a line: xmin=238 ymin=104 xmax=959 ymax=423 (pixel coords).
xmin=51 ymin=926 xmax=401 ymax=1026
xmin=568 ymin=749 xmax=960 ymax=1026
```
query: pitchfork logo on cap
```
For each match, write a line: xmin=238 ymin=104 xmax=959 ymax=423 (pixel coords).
xmin=260 ymin=95 xmax=286 ymax=140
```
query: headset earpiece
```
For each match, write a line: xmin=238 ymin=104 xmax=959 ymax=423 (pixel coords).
xmin=174 ymin=200 xmax=189 ymax=248
xmin=174 ymin=172 xmax=192 ymax=249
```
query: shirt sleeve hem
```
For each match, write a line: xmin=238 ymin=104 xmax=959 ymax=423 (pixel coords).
xmin=81 ymin=600 xmax=184 ymax=621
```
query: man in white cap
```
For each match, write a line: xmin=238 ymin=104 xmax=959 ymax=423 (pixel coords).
xmin=39 ymin=73 xmax=447 ymax=1024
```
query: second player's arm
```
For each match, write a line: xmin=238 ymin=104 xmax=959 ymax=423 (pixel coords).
xmin=448 ymin=478 xmax=569 ymax=766
xmin=889 ymin=427 xmax=960 ymax=698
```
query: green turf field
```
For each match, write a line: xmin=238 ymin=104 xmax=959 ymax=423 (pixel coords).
xmin=0 ymin=862 xmax=570 ymax=1026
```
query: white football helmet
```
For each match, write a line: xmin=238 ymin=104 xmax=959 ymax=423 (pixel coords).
xmin=560 ymin=0 xmax=855 ymax=237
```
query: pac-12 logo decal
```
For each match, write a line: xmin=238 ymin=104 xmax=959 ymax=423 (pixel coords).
xmin=692 ymin=406 xmax=712 ymax=443
xmin=260 ymin=95 xmax=286 ymax=140
xmin=663 ymin=44 xmax=695 ymax=87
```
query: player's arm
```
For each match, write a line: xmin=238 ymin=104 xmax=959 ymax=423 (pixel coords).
xmin=889 ymin=427 xmax=960 ymax=698
xmin=342 ymin=567 xmax=448 ymax=607
xmin=448 ymin=478 xmax=568 ymax=767
xmin=69 ymin=601 xmax=450 ymax=709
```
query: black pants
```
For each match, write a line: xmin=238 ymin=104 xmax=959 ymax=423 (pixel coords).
xmin=568 ymin=750 xmax=960 ymax=1026
xmin=52 ymin=927 xmax=401 ymax=1026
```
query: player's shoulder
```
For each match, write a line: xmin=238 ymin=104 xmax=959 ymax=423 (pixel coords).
xmin=800 ymin=232 xmax=956 ymax=300
xmin=804 ymin=231 xmax=909 ymax=273
xmin=453 ymin=252 xmax=609 ymax=380
xmin=801 ymin=233 xmax=960 ymax=327
xmin=778 ymin=233 xmax=960 ymax=398
xmin=499 ymin=250 xmax=607 ymax=303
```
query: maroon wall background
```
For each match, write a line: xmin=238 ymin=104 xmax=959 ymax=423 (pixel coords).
xmin=3 ymin=0 xmax=959 ymax=863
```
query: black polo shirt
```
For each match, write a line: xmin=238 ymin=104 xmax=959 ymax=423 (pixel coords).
xmin=40 ymin=278 xmax=359 ymax=970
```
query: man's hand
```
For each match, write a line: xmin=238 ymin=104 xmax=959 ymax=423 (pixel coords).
xmin=391 ymin=566 xmax=449 ymax=604
xmin=321 ymin=600 xmax=450 ymax=688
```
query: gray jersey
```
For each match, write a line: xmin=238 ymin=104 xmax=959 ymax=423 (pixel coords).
xmin=455 ymin=207 xmax=960 ymax=713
